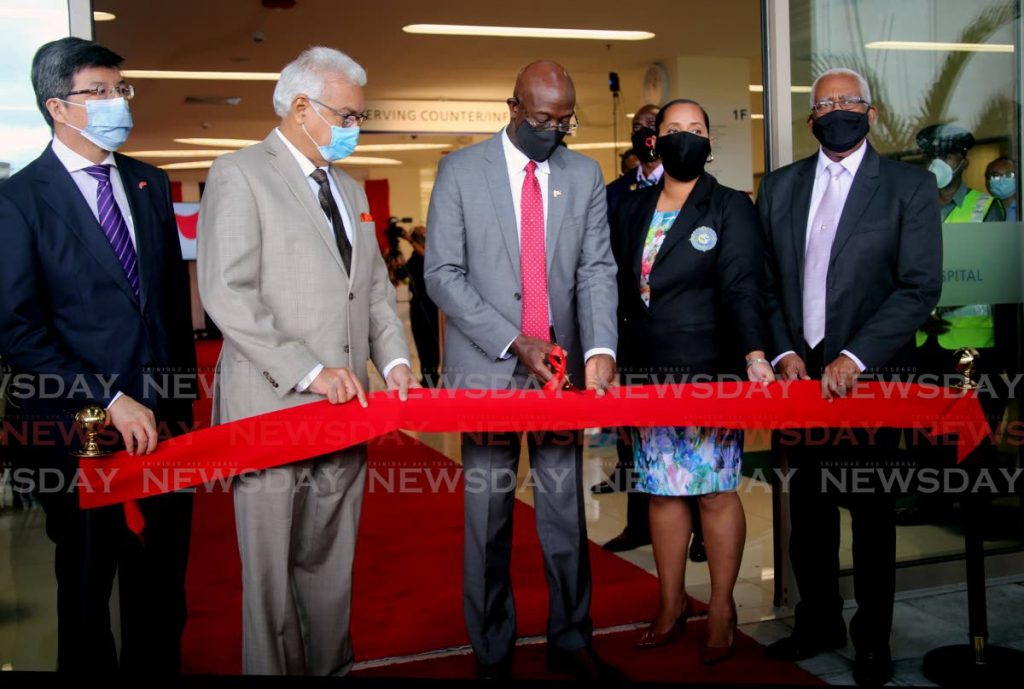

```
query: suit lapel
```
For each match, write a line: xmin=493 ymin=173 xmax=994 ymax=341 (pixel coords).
xmin=483 ymin=133 xmax=522 ymax=284
xmin=545 ymin=150 xmax=567 ymax=273
xmin=36 ymin=147 xmax=139 ymax=305
xmin=329 ymin=165 xmax=360 ymax=287
xmin=263 ymin=133 xmax=346 ymax=274
xmin=116 ymin=155 xmax=156 ymax=309
xmin=829 ymin=144 xmax=880 ymax=264
xmin=651 ymin=173 xmax=713 ymax=270
xmin=790 ymin=155 xmax=816 ymax=286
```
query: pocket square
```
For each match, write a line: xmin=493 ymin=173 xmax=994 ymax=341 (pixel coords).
xmin=360 ymin=212 xmax=374 ymax=222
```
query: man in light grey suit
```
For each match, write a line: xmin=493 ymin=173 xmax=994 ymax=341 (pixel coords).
xmin=197 ymin=47 xmax=416 ymax=676
xmin=425 ymin=61 xmax=620 ymax=681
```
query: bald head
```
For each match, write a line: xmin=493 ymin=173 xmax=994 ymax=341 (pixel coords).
xmin=513 ymin=60 xmax=576 ymax=103
xmin=506 ymin=60 xmax=577 ymax=161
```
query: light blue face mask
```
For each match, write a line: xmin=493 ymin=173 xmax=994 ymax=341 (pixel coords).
xmin=928 ymin=157 xmax=962 ymax=190
xmin=303 ymin=104 xmax=359 ymax=162
xmin=62 ymin=96 xmax=133 ymax=151
xmin=988 ymin=176 xmax=1016 ymax=200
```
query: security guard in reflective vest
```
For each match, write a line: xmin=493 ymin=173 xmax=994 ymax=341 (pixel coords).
xmin=915 ymin=124 xmax=995 ymax=351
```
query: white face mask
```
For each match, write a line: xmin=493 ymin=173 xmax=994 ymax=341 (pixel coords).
xmin=929 ymin=157 xmax=962 ymax=190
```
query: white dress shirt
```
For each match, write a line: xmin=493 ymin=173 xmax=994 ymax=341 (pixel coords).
xmin=274 ymin=129 xmax=408 ymax=390
xmin=51 ymin=136 xmax=138 ymax=409
xmin=771 ymin=141 xmax=867 ymax=372
xmin=498 ymin=129 xmax=615 ymax=364
xmin=637 ymin=162 xmax=664 ymax=187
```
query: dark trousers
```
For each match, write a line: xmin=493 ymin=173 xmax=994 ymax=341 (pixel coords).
xmin=410 ymin=297 xmax=440 ymax=386
xmin=36 ymin=480 xmax=193 ymax=673
xmin=783 ymin=344 xmax=897 ymax=652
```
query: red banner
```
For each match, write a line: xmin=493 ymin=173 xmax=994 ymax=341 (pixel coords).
xmin=78 ymin=381 xmax=987 ymax=519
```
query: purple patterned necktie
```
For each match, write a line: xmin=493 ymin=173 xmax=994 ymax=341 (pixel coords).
xmin=803 ymin=162 xmax=845 ymax=349
xmin=83 ymin=164 xmax=139 ymax=295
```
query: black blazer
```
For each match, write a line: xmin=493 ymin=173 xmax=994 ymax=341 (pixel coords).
xmin=0 ymin=144 xmax=196 ymax=454
xmin=757 ymin=143 xmax=942 ymax=372
xmin=612 ymin=173 xmax=768 ymax=382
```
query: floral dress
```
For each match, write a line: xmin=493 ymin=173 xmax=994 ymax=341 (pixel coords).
xmin=633 ymin=210 xmax=743 ymax=496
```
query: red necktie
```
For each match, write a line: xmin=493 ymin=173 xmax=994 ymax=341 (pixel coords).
xmin=520 ymin=161 xmax=550 ymax=340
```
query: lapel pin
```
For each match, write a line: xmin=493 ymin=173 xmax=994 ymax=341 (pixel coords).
xmin=553 ymin=189 xmax=562 ymax=197
xmin=138 ymin=181 xmax=148 ymax=189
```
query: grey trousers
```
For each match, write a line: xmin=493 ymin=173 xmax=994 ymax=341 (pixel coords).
xmin=233 ymin=447 xmax=367 ymax=676
xmin=461 ymin=382 xmax=593 ymax=665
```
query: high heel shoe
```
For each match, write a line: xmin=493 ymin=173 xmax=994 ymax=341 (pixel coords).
xmin=700 ymin=603 xmax=737 ymax=665
xmin=635 ymin=596 xmax=691 ymax=650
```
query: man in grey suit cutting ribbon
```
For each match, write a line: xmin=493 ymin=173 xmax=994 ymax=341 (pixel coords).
xmin=198 ymin=47 xmax=416 ymax=676
xmin=424 ymin=60 xmax=620 ymax=681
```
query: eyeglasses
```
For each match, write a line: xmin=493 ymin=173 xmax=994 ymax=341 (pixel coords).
xmin=66 ymin=83 xmax=135 ymax=100
xmin=508 ymin=98 xmax=579 ymax=133
xmin=986 ymin=171 xmax=1016 ymax=180
xmin=811 ymin=96 xmax=871 ymax=114
xmin=310 ymin=98 xmax=368 ymax=128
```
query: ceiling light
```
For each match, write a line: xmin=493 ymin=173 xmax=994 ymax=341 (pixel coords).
xmin=402 ymin=24 xmax=654 ymax=41
xmin=123 ymin=70 xmax=280 ymax=81
xmin=567 ymin=142 xmax=627 ymax=151
xmin=751 ymin=113 xmax=764 ymax=120
xmin=748 ymin=85 xmax=813 ymax=93
xmin=334 ymin=156 xmax=402 ymax=166
xmin=174 ymin=137 xmax=261 ymax=147
xmin=160 ymin=160 xmax=216 ymax=170
xmin=626 ymin=113 xmax=635 ymax=119
xmin=123 ymin=150 xmax=235 ymax=158
xmin=866 ymin=40 xmax=1013 ymax=53
xmin=355 ymin=143 xmax=450 ymax=152
xmin=93 ymin=11 xmax=116 ymax=21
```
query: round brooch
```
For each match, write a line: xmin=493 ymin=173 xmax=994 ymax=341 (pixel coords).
xmin=690 ymin=226 xmax=718 ymax=252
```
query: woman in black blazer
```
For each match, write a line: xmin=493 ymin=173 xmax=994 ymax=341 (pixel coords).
xmin=612 ymin=99 xmax=774 ymax=664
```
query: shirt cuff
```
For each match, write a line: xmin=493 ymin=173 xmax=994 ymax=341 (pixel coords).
xmin=840 ymin=349 xmax=867 ymax=372
xmin=295 ymin=364 xmax=324 ymax=392
xmin=499 ymin=335 xmax=517 ymax=361
xmin=381 ymin=358 xmax=410 ymax=381
xmin=106 ymin=391 xmax=124 ymax=409
xmin=770 ymin=351 xmax=795 ymax=369
xmin=584 ymin=348 xmax=616 ymax=363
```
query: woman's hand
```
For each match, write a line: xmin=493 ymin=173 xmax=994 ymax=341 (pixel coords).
xmin=745 ymin=351 xmax=776 ymax=386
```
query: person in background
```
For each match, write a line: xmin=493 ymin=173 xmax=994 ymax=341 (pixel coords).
xmin=405 ymin=225 xmax=441 ymax=387
xmin=605 ymin=104 xmax=664 ymax=219
xmin=613 ymin=98 xmax=774 ymax=663
xmin=918 ymin=124 xmax=993 ymax=223
xmin=984 ymin=156 xmax=1017 ymax=222
xmin=197 ymin=46 xmax=416 ymax=676
xmin=620 ymin=148 xmax=640 ymax=176
xmin=0 ymin=37 xmax=196 ymax=672
xmin=761 ymin=68 xmax=941 ymax=687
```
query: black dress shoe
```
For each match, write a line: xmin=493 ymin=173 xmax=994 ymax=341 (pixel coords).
xmin=852 ymin=649 xmax=893 ymax=687
xmin=688 ymin=538 xmax=707 ymax=563
xmin=547 ymin=645 xmax=625 ymax=682
xmin=764 ymin=625 xmax=847 ymax=661
xmin=602 ymin=529 xmax=651 ymax=552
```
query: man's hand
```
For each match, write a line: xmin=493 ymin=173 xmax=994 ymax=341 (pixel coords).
xmin=777 ymin=353 xmax=811 ymax=381
xmin=385 ymin=363 xmax=421 ymax=401
xmin=510 ymin=334 xmax=556 ymax=384
xmin=107 ymin=394 xmax=158 ymax=456
xmin=309 ymin=367 xmax=368 ymax=408
xmin=821 ymin=354 xmax=861 ymax=400
xmin=585 ymin=354 xmax=617 ymax=397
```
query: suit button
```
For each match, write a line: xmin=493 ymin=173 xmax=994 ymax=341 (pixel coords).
xmin=349 ymin=292 xmax=355 ymax=301
xmin=514 ymin=292 xmax=522 ymax=301
xmin=273 ymin=382 xmax=279 ymax=388
xmin=344 ymin=345 xmax=350 ymax=353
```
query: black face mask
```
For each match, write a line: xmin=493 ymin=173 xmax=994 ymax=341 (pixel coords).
xmin=630 ymin=126 xmax=658 ymax=162
xmin=811 ymin=110 xmax=870 ymax=153
xmin=655 ymin=131 xmax=711 ymax=182
xmin=513 ymin=120 xmax=565 ymax=162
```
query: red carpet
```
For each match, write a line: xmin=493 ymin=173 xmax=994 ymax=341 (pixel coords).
xmin=180 ymin=340 xmax=821 ymax=684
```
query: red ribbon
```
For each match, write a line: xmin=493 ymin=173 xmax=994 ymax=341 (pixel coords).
xmin=77 ymin=382 xmax=987 ymax=538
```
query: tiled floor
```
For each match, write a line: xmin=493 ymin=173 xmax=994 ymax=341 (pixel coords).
xmin=3 ymin=295 xmax=1024 ymax=682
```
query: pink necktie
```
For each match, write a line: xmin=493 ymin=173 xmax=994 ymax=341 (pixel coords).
xmin=520 ymin=161 xmax=550 ymax=340
xmin=803 ymin=162 xmax=845 ymax=348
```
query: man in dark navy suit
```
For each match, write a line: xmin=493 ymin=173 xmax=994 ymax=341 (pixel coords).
xmin=0 ymin=37 xmax=195 ymax=673
xmin=759 ymin=68 xmax=942 ymax=687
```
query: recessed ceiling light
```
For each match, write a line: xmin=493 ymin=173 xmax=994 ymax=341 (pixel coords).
xmin=748 ymin=85 xmax=813 ymax=93
xmin=123 ymin=150 xmax=236 ymax=158
xmin=160 ymin=160 xmax=217 ymax=170
xmin=866 ymin=40 xmax=1013 ymax=53
xmin=751 ymin=113 xmax=765 ymax=120
xmin=174 ymin=138 xmax=261 ymax=147
xmin=334 ymin=156 xmax=402 ymax=166
xmin=355 ymin=143 xmax=450 ymax=152
xmin=402 ymin=24 xmax=654 ymax=41
xmin=123 ymin=70 xmax=279 ymax=81
xmin=93 ymin=11 xmax=116 ymax=21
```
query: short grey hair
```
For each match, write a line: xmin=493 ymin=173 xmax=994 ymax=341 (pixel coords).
xmin=809 ymin=68 xmax=872 ymax=109
xmin=272 ymin=46 xmax=366 ymax=117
